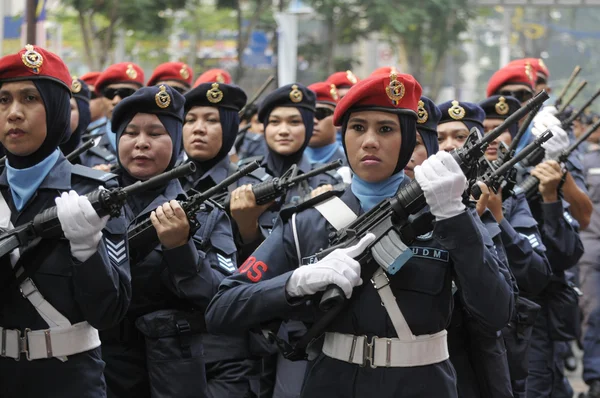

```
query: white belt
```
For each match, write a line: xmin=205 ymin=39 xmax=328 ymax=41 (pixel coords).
xmin=322 ymin=330 xmax=449 ymax=368
xmin=0 ymin=322 xmax=101 ymax=361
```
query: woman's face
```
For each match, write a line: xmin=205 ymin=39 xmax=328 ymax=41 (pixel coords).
xmin=70 ymin=98 xmax=80 ymax=135
xmin=437 ymin=121 xmax=470 ymax=152
xmin=118 ymin=113 xmax=173 ymax=180
xmin=264 ymin=107 xmax=305 ymax=155
xmin=483 ymin=118 xmax=512 ymax=161
xmin=183 ymin=106 xmax=223 ymax=162
xmin=0 ymin=81 xmax=47 ymax=156
xmin=344 ymin=110 xmax=402 ymax=183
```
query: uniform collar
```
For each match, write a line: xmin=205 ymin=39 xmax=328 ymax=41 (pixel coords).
xmin=0 ymin=154 xmax=72 ymax=191
xmin=186 ymin=156 xmax=230 ymax=189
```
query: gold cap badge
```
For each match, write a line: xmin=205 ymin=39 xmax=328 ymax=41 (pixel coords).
xmin=71 ymin=76 xmax=82 ymax=94
xmin=207 ymin=83 xmax=224 ymax=103
xmin=216 ymin=73 xmax=225 ymax=84
xmin=155 ymin=85 xmax=171 ymax=109
xmin=289 ymin=85 xmax=303 ymax=103
xmin=180 ymin=65 xmax=190 ymax=80
xmin=417 ymin=100 xmax=428 ymax=124
xmin=538 ymin=58 xmax=547 ymax=72
xmin=448 ymin=100 xmax=466 ymax=120
xmin=495 ymin=96 xmax=509 ymax=116
xmin=346 ymin=70 xmax=357 ymax=85
xmin=385 ymin=73 xmax=405 ymax=106
xmin=126 ymin=64 xmax=138 ymax=80
xmin=524 ymin=62 xmax=533 ymax=83
xmin=329 ymin=84 xmax=339 ymax=101
xmin=21 ymin=44 xmax=43 ymax=74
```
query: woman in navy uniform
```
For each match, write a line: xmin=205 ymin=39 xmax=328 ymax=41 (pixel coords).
xmin=100 ymin=85 xmax=232 ymax=397
xmin=229 ymin=83 xmax=342 ymax=254
xmin=0 ymin=45 xmax=131 ymax=397
xmin=206 ymin=72 xmax=513 ymax=397
xmin=60 ymin=77 xmax=92 ymax=162
xmin=179 ymin=81 xmax=260 ymax=398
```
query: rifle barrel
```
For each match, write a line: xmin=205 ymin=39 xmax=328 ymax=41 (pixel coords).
xmin=558 ymin=80 xmax=587 ymax=114
xmin=555 ymin=65 xmax=582 ymax=106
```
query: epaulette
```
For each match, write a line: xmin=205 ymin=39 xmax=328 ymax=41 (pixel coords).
xmin=237 ymin=155 xmax=263 ymax=167
xmin=71 ymin=164 xmax=117 ymax=183
xmin=87 ymin=146 xmax=117 ymax=163
xmin=250 ymin=167 xmax=271 ymax=182
xmin=279 ymin=188 xmax=344 ymax=222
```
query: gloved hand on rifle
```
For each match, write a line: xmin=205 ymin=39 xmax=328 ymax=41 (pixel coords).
xmin=286 ymin=233 xmax=376 ymax=299
xmin=55 ymin=190 xmax=109 ymax=262
xmin=415 ymin=152 xmax=467 ymax=221
xmin=531 ymin=112 xmax=570 ymax=160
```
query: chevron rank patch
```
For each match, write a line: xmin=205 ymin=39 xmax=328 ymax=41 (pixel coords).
xmin=519 ymin=233 xmax=540 ymax=249
xmin=105 ymin=238 xmax=127 ymax=265
xmin=217 ymin=253 xmax=236 ymax=274
xmin=564 ymin=211 xmax=575 ymax=225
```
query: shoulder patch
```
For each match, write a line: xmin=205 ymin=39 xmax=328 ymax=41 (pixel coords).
xmin=216 ymin=253 xmax=236 ymax=274
xmin=88 ymin=146 xmax=116 ymax=162
xmin=71 ymin=164 xmax=117 ymax=183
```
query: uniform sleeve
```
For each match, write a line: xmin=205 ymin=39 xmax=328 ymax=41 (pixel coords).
xmin=205 ymin=216 xmax=312 ymax=335
xmin=540 ymin=201 xmax=584 ymax=272
xmin=436 ymin=208 xmax=513 ymax=331
xmin=566 ymin=153 xmax=589 ymax=194
xmin=161 ymin=207 xmax=236 ymax=309
xmin=72 ymin=213 xmax=132 ymax=330
xmin=500 ymin=198 xmax=552 ymax=296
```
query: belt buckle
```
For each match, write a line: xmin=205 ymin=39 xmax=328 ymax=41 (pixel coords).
xmin=19 ymin=328 xmax=31 ymax=361
xmin=361 ymin=336 xmax=377 ymax=368
xmin=19 ymin=278 xmax=37 ymax=299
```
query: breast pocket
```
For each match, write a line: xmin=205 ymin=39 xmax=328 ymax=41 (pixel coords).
xmin=391 ymin=246 xmax=451 ymax=296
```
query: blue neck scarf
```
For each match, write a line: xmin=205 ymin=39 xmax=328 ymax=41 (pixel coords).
xmin=305 ymin=142 xmax=339 ymax=165
xmin=6 ymin=149 xmax=61 ymax=211
xmin=106 ymin=120 xmax=117 ymax=152
xmin=351 ymin=171 xmax=405 ymax=212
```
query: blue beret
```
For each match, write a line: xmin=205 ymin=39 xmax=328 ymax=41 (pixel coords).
xmin=184 ymin=82 xmax=247 ymax=112
xmin=258 ymin=83 xmax=316 ymax=123
xmin=112 ymin=84 xmax=184 ymax=128
xmin=70 ymin=77 xmax=91 ymax=103
xmin=438 ymin=100 xmax=485 ymax=132
xmin=479 ymin=95 xmax=521 ymax=137
xmin=416 ymin=96 xmax=441 ymax=134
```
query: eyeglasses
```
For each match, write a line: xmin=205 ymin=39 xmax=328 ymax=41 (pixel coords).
xmin=498 ymin=89 xmax=533 ymax=103
xmin=315 ymin=107 xmax=334 ymax=121
xmin=103 ymin=87 xmax=137 ymax=100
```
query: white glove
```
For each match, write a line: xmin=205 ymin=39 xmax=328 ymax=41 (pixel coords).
xmin=540 ymin=105 xmax=558 ymax=116
xmin=286 ymin=233 xmax=376 ymax=299
xmin=531 ymin=113 xmax=570 ymax=160
xmin=414 ymin=151 xmax=467 ymax=221
xmin=55 ymin=190 xmax=109 ymax=262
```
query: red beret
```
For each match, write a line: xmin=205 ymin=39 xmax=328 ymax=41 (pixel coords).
xmin=94 ymin=62 xmax=145 ymax=95
xmin=193 ymin=69 xmax=232 ymax=87
xmin=307 ymin=82 xmax=339 ymax=105
xmin=507 ymin=58 xmax=550 ymax=81
xmin=325 ymin=70 xmax=360 ymax=88
xmin=486 ymin=64 xmax=536 ymax=98
xmin=333 ymin=72 xmax=422 ymax=126
xmin=369 ymin=66 xmax=400 ymax=77
xmin=0 ymin=44 xmax=71 ymax=92
xmin=147 ymin=62 xmax=193 ymax=87
xmin=80 ymin=71 xmax=102 ymax=87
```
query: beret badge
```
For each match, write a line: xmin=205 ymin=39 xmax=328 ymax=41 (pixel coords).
xmin=329 ymin=84 xmax=339 ymax=101
xmin=385 ymin=73 xmax=405 ymax=106
xmin=417 ymin=100 xmax=428 ymax=124
xmin=21 ymin=44 xmax=43 ymax=74
xmin=155 ymin=85 xmax=171 ymax=109
xmin=180 ymin=65 xmax=190 ymax=80
xmin=207 ymin=83 xmax=224 ymax=104
xmin=126 ymin=64 xmax=138 ymax=80
xmin=448 ymin=100 xmax=466 ymax=120
xmin=289 ymin=84 xmax=303 ymax=103
xmin=71 ymin=76 xmax=82 ymax=94
xmin=495 ymin=96 xmax=509 ymax=116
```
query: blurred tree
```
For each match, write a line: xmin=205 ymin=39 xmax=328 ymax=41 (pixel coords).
xmin=62 ymin=0 xmax=186 ymax=70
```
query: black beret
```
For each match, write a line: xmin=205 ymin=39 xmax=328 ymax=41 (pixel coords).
xmin=112 ymin=84 xmax=185 ymax=128
xmin=258 ymin=83 xmax=316 ymax=123
xmin=184 ymin=82 xmax=247 ymax=112
xmin=70 ymin=77 xmax=91 ymax=103
xmin=416 ymin=96 xmax=442 ymax=134
xmin=438 ymin=100 xmax=485 ymax=126
xmin=479 ymin=95 xmax=521 ymax=120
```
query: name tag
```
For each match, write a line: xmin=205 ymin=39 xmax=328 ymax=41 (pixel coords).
xmin=409 ymin=247 xmax=450 ymax=262
xmin=301 ymin=254 xmax=319 ymax=266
